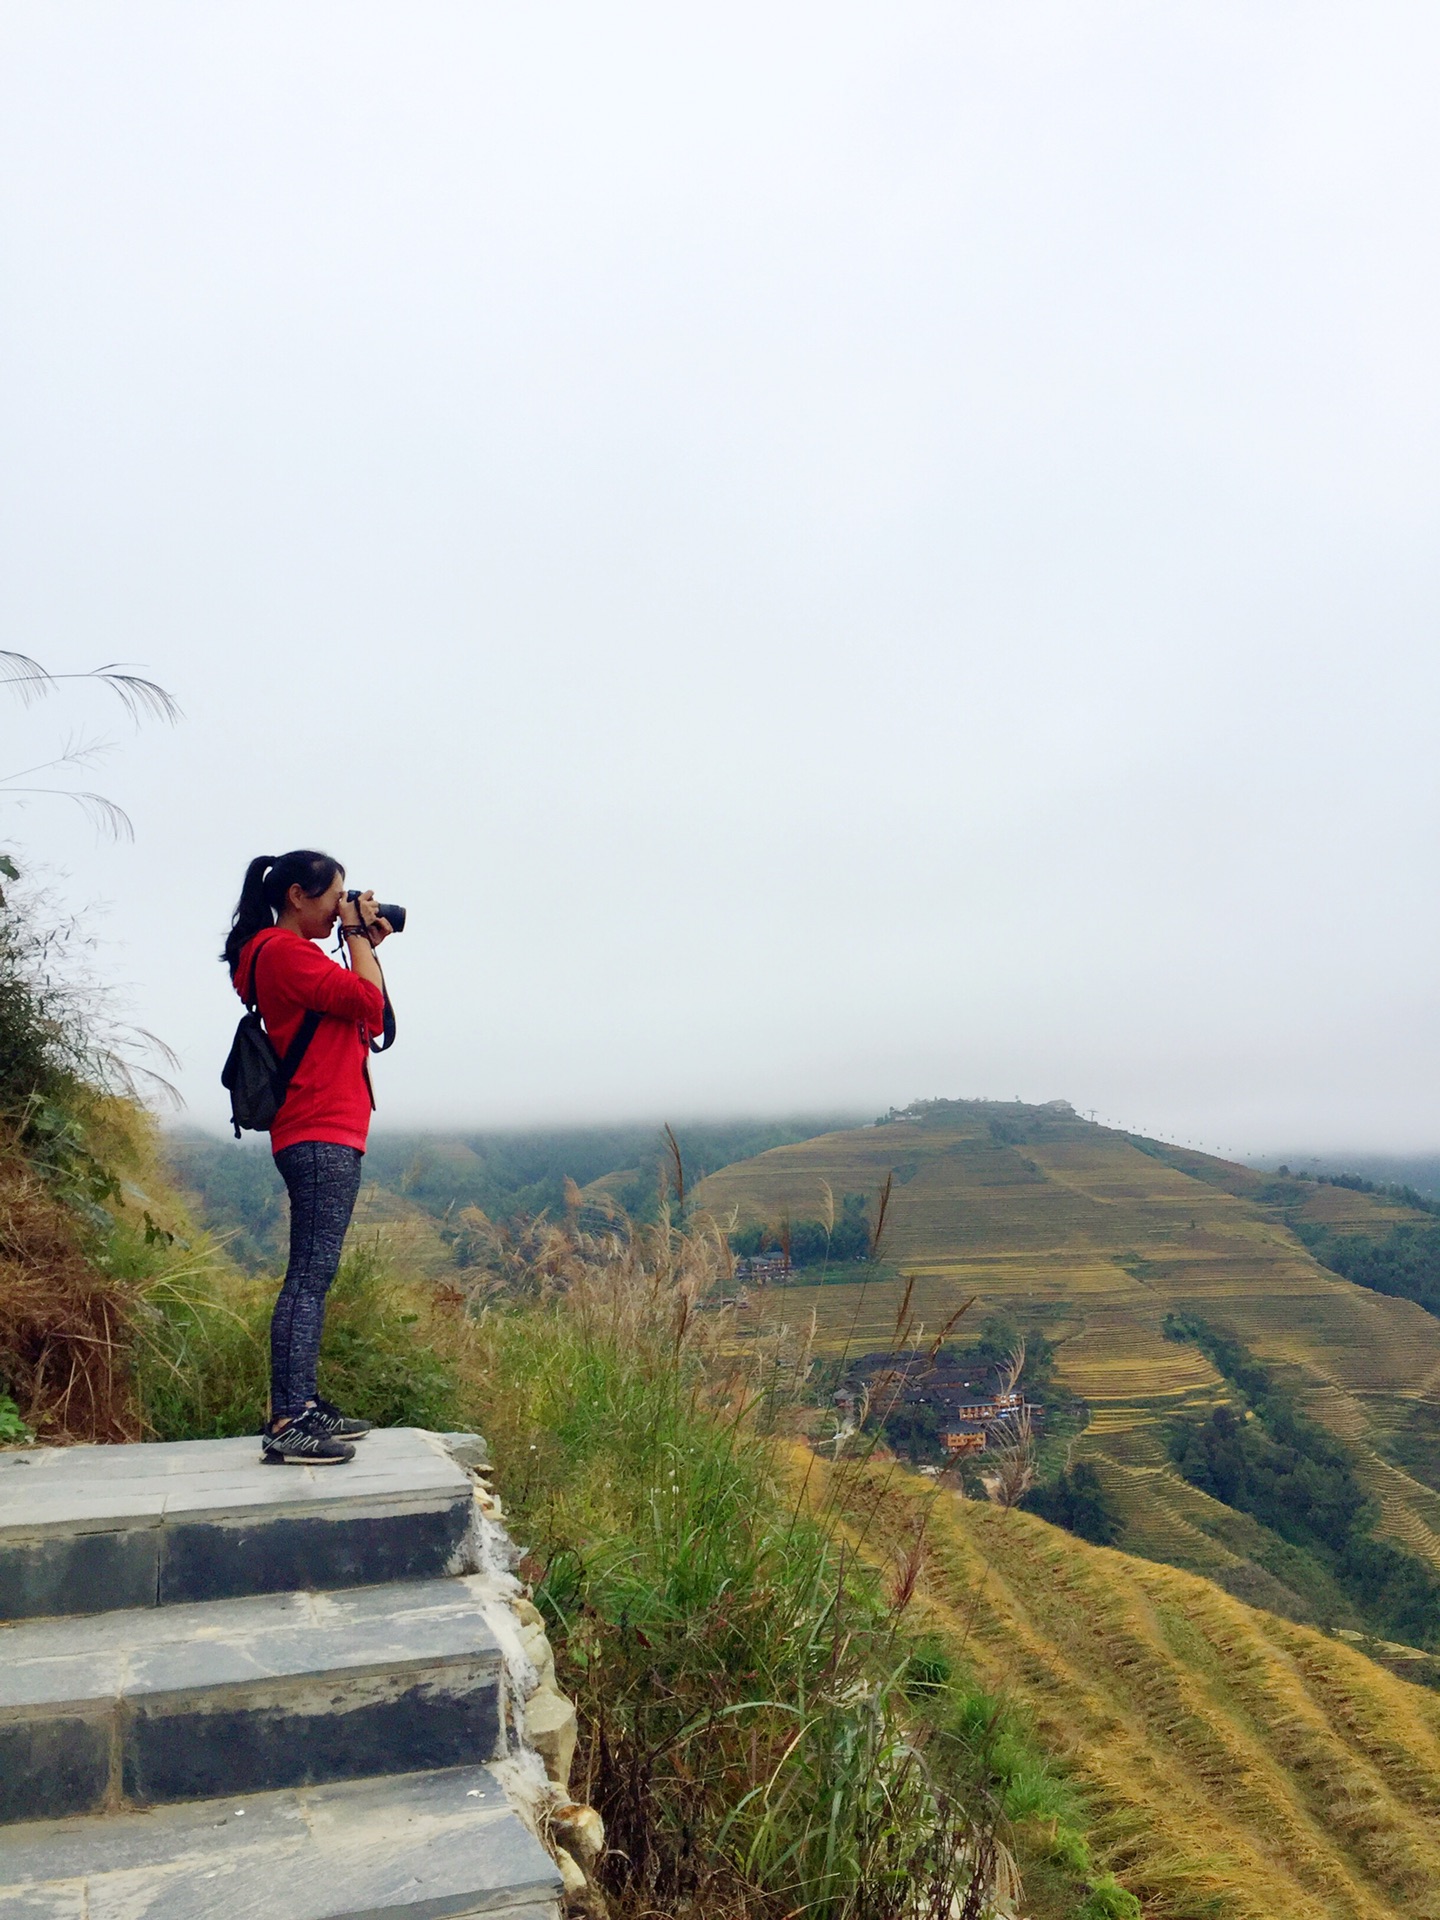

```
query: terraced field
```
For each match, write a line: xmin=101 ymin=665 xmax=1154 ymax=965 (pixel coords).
xmin=814 ymin=1452 xmax=1440 ymax=1920
xmin=699 ymin=1100 xmax=1440 ymax=1608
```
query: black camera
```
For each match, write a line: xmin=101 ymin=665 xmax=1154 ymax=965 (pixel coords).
xmin=346 ymin=889 xmax=406 ymax=933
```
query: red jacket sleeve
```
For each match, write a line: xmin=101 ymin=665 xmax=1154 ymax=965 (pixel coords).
xmin=250 ymin=935 xmax=385 ymax=1027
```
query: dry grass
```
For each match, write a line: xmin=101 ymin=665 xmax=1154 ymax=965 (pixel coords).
xmin=809 ymin=1454 xmax=1440 ymax=1920
xmin=0 ymin=1100 xmax=218 ymax=1443
xmin=0 ymin=1146 xmax=140 ymax=1440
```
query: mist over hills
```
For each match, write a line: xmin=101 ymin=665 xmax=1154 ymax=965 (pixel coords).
xmin=1249 ymin=1151 xmax=1440 ymax=1202
xmin=164 ymin=1113 xmax=861 ymax=1270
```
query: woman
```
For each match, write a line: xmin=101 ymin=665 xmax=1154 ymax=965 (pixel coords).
xmin=223 ymin=850 xmax=394 ymax=1465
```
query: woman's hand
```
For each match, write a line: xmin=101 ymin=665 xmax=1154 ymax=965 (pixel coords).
xmin=349 ymin=889 xmax=392 ymax=945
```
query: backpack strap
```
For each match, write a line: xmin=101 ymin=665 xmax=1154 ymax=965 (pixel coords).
xmin=278 ymin=1009 xmax=323 ymax=1086
xmin=251 ymin=937 xmax=323 ymax=1089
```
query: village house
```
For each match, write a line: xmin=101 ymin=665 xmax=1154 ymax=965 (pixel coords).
xmin=732 ymin=1253 xmax=790 ymax=1285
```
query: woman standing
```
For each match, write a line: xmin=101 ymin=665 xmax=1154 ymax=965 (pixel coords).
xmin=223 ymin=850 xmax=393 ymax=1465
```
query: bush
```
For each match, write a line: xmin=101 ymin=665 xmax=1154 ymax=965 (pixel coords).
xmin=0 ymin=1394 xmax=31 ymax=1442
xmin=1022 ymin=1461 xmax=1123 ymax=1546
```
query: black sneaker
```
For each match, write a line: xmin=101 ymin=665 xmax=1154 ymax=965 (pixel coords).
xmin=308 ymin=1397 xmax=373 ymax=1441
xmin=260 ymin=1410 xmax=356 ymax=1465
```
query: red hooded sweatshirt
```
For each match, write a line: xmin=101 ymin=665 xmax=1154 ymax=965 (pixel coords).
xmin=235 ymin=926 xmax=386 ymax=1154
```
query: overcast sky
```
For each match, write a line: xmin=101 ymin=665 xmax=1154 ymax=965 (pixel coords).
xmin=3 ymin=4 xmax=1439 ymax=1155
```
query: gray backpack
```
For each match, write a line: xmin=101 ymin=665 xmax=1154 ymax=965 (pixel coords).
xmin=220 ymin=943 xmax=321 ymax=1139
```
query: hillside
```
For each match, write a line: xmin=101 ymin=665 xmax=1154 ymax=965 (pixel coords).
xmin=698 ymin=1100 xmax=1440 ymax=1625
xmin=820 ymin=1453 xmax=1440 ymax=1920
xmin=164 ymin=1115 xmax=855 ymax=1272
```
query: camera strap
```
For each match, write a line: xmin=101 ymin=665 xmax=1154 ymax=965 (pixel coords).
xmin=333 ymin=925 xmax=397 ymax=1053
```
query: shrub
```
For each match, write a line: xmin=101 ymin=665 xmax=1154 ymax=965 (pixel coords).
xmin=1022 ymin=1461 xmax=1123 ymax=1547
xmin=0 ymin=1394 xmax=31 ymax=1442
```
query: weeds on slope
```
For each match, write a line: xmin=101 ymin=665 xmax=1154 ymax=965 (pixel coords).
xmin=0 ymin=869 xmax=192 ymax=1441
xmin=460 ymin=1199 xmax=1123 ymax=1920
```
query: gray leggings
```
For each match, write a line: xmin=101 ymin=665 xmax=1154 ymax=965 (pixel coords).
xmin=270 ymin=1140 xmax=364 ymax=1418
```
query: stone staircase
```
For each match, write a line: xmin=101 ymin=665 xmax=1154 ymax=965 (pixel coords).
xmin=0 ymin=1428 xmax=565 ymax=1920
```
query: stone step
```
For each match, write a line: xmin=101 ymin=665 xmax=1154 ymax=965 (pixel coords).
xmin=0 ymin=1764 xmax=563 ymax=1920
xmin=0 ymin=1576 xmax=507 ymax=1824
xmin=0 ymin=1428 xmax=477 ymax=1621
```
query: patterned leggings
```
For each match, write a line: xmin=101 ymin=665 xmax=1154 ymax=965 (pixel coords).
xmin=270 ymin=1140 xmax=364 ymax=1418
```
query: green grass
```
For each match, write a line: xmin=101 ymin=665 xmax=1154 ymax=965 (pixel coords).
xmin=135 ymin=1240 xmax=475 ymax=1439
xmin=464 ymin=1219 xmax=1130 ymax=1920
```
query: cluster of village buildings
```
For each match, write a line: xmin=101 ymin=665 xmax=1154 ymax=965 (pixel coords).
xmin=731 ymin=1252 xmax=791 ymax=1286
xmin=843 ymin=1347 xmax=1043 ymax=1455
xmin=723 ymin=1259 xmax=1041 ymax=1458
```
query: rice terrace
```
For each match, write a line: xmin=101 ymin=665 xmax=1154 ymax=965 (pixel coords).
xmin=698 ymin=1099 xmax=1440 ymax=1620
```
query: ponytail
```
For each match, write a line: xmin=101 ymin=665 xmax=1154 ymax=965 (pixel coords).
xmin=222 ymin=849 xmax=345 ymax=976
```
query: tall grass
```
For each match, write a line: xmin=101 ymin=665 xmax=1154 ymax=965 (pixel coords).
xmin=0 ymin=870 xmax=188 ymax=1441
xmin=135 ymin=1240 xmax=477 ymax=1439
xmin=18 ymin=1103 xmax=1128 ymax=1918
xmin=459 ymin=1203 xmax=1115 ymax=1920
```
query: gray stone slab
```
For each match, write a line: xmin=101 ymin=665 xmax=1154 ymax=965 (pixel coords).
xmin=0 ymin=1578 xmax=504 ymax=1821
xmin=0 ymin=1527 xmax=159 ymax=1627
xmin=439 ymin=1433 xmax=490 ymax=1470
xmin=0 ymin=1431 xmax=466 ymax=1521
xmin=0 ymin=1767 xmax=563 ymax=1920
xmin=0 ymin=1432 xmax=475 ymax=1619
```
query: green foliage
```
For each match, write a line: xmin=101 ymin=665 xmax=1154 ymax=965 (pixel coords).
xmin=1077 ymin=1874 xmax=1143 ymax=1920
xmin=0 ymin=910 xmax=85 ymax=1121
xmin=880 ymin=1399 xmax=946 ymax=1465
xmin=733 ymin=1191 xmax=876 ymax=1268
xmin=0 ymin=1394 xmax=32 ymax=1442
xmin=315 ymin=1245 xmax=469 ymax=1430
xmin=1023 ymin=1462 xmax=1123 ymax=1546
xmin=163 ymin=1135 xmax=286 ymax=1271
xmin=1169 ymin=1403 xmax=1368 ymax=1553
xmin=1310 ymin=1169 xmax=1440 ymax=1216
xmin=136 ymin=1241 xmax=469 ymax=1439
xmin=1164 ymin=1316 xmax=1440 ymax=1647
xmin=1294 ymin=1217 xmax=1440 ymax=1319
xmin=969 ymin=1314 xmax=1059 ymax=1399
xmin=478 ymin=1276 xmax=1105 ymax=1918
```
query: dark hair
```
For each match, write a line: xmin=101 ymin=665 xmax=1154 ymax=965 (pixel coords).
xmin=222 ymin=850 xmax=344 ymax=975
